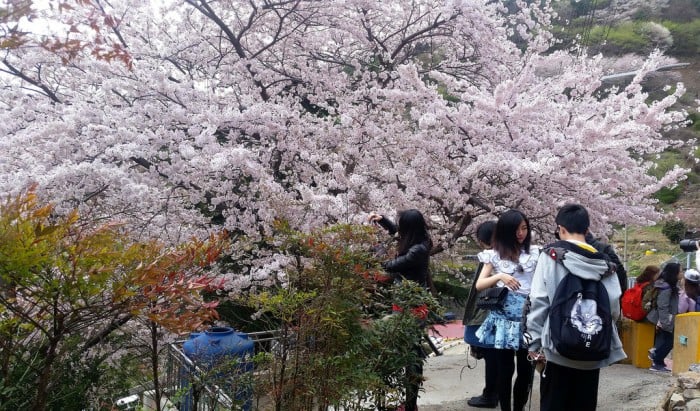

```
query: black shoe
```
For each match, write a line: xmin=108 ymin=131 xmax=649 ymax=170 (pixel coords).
xmin=467 ymin=395 xmax=498 ymax=408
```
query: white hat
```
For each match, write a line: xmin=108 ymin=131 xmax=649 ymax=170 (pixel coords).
xmin=685 ymin=269 xmax=700 ymax=284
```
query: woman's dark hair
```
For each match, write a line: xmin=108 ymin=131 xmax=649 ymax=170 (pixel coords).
xmin=396 ymin=209 xmax=432 ymax=255
xmin=493 ymin=209 xmax=531 ymax=262
xmin=475 ymin=221 xmax=496 ymax=248
xmin=659 ymin=262 xmax=681 ymax=293
xmin=636 ymin=265 xmax=660 ymax=284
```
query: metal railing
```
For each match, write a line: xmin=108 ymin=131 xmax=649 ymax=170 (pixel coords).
xmin=162 ymin=329 xmax=281 ymax=411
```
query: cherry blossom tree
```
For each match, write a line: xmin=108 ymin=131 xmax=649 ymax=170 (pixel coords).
xmin=0 ymin=0 xmax=693 ymax=287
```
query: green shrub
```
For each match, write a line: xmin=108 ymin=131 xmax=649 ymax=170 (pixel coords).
xmin=595 ymin=22 xmax=652 ymax=53
xmin=231 ymin=223 xmax=445 ymax=410
xmin=655 ymin=185 xmax=683 ymax=204
xmin=648 ymin=149 xmax=685 ymax=179
xmin=662 ymin=219 xmax=688 ymax=243
xmin=688 ymin=112 xmax=700 ymax=132
xmin=662 ymin=19 xmax=700 ymax=56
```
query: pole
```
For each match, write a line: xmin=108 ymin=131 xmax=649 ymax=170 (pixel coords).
xmin=623 ymin=224 xmax=628 ymax=271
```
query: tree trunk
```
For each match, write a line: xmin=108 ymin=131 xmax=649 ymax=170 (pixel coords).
xmin=31 ymin=337 xmax=59 ymax=411
xmin=150 ymin=321 xmax=163 ymax=411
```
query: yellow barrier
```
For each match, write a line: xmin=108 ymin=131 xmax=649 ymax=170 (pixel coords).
xmin=619 ymin=318 xmax=655 ymax=368
xmin=672 ymin=312 xmax=700 ymax=374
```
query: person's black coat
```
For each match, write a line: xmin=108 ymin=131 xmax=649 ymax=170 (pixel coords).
xmin=586 ymin=232 xmax=628 ymax=293
xmin=377 ymin=216 xmax=431 ymax=288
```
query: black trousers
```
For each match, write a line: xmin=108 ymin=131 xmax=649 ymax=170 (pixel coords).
xmin=482 ymin=347 xmax=499 ymax=400
xmin=404 ymin=343 xmax=425 ymax=411
xmin=651 ymin=329 xmax=673 ymax=367
xmin=494 ymin=348 xmax=533 ymax=411
xmin=540 ymin=361 xmax=600 ymax=411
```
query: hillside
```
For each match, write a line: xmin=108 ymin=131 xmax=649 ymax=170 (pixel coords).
xmin=552 ymin=0 xmax=700 ymax=271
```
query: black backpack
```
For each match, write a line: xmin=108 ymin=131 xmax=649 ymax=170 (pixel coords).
xmin=548 ymin=247 xmax=613 ymax=361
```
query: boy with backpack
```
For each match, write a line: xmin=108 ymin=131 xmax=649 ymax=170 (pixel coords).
xmin=525 ymin=204 xmax=626 ymax=411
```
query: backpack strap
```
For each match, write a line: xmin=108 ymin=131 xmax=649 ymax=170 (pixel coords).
xmin=546 ymin=242 xmax=616 ymax=277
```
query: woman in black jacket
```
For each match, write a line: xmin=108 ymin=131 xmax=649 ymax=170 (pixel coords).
xmin=369 ymin=208 xmax=432 ymax=288
xmin=368 ymin=208 xmax=432 ymax=411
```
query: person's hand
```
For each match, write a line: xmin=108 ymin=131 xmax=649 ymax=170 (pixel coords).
xmin=368 ymin=213 xmax=382 ymax=225
xmin=528 ymin=351 xmax=546 ymax=373
xmin=528 ymin=351 xmax=545 ymax=363
xmin=499 ymin=273 xmax=520 ymax=291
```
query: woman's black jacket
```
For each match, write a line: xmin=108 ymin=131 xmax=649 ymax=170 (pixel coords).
xmin=376 ymin=216 xmax=430 ymax=288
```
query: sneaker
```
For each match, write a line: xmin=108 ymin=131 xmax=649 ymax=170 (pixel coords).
xmin=467 ymin=395 xmax=498 ymax=408
xmin=648 ymin=348 xmax=656 ymax=361
xmin=649 ymin=363 xmax=671 ymax=372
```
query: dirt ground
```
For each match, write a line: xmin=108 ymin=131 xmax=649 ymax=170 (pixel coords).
xmin=418 ymin=342 xmax=677 ymax=411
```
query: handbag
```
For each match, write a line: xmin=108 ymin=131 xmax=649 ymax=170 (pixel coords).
xmin=475 ymin=287 xmax=508 ymax=310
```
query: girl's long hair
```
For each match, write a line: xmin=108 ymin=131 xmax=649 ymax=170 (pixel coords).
xmin=637 ymin=265 xmax=660 ymax=284
xmin=659 ymin=262 xmax=681 ymax=294
xmin=493 ymin=209 xmax=531 ymax=263
xmin=396 ymin=209 xmax=432 ymax=256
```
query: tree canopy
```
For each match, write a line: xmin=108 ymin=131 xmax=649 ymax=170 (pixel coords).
xmin=0 ymin=0 xmax=693 ymax=287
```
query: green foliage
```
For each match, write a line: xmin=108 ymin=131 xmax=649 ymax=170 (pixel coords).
xmin=662 ymin=219 xmax=688 ymax=243
xmin=648 ymin=150 xmax=683 ymax=180
xmin=655 ymin=185 xmax=683 ymax=204
xmin=588 ymin=22 xmax=650 ymax=53
xmin=688 ymin=112 xmax=700 ymax=132
xmin=662 ymin=19 xmax=700 ymax=56
xmin=632 ymin=6 xmax=654 ymax=21
xmin=431 ymin=261 xmax=472 ymax=306
xmin=648 ymin=150 xmax=688 ymax=204
xmin=232 ymin=223 xmax=444 ymax=410
xmin=0 ymin=188 xmax=227 ymax=410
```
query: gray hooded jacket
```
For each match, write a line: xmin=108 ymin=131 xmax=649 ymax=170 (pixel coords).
xmin=526 ymin=240 xmax=626 ymax=370
xmin=645 ymin=279 xmax=678 ymax=333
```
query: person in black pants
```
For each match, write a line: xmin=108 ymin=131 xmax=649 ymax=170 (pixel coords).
xmin=369 ymin=209 xmax=433 ymax=411
xmin=463 ymin=220 xmax=498 ymax=408
xmin=526 ymin=204 xmax=627 ymax=410
xmin=474 ymin=210 xmax=538 ymax=411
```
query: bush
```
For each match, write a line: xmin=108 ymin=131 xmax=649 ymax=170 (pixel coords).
xmin=232 ymin=223 xmax=445 ymax=410
xmin=589 ymin=22 xmax=664 ymax=54
xmin=662 ymin=19 xmax=700 ymax=56
xmin=662 ymin=219 xmax=688 ymax=243
xmin=688 ymin=111 xmax=700 ymax=132
xmin=655 ymin=185 xmax=683 ymax=204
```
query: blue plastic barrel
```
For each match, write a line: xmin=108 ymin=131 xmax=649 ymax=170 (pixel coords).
xmin=180 ymin=327 xmax=254 ymax=410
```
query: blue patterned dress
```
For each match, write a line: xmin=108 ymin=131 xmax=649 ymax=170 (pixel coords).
xmin=475 ymin=247 xmax=539 ymax=350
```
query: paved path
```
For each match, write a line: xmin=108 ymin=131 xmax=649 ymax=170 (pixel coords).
xmin=420 ymin=323 xmax=677 ymax=411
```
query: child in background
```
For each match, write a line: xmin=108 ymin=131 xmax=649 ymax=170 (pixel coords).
xmin=679 ymin=269 xmax=700 ymax=314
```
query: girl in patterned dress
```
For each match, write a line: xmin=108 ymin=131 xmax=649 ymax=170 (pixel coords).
xmin=475 ymin=209 xmax=539 ymax=411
